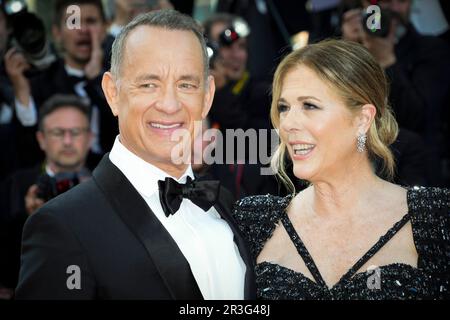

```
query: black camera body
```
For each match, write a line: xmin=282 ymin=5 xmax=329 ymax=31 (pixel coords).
xmin=206 ymin=18 xmax=250 ymax=69
xmin=2 ymin=0 xmax=56 ymax=71
xmin=206 ymin=26 xmax=241 ymax=69
xmin=36 ymin=172 xmax=80 ymax=202
xmin=361 ymin=7 xmax=396 ymax=38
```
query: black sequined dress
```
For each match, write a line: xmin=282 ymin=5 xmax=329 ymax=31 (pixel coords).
xmin=233 ymin=187 xmax=449 ymax=300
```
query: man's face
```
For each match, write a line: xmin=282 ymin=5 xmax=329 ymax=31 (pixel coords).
xmin=102 ymin=26 xmax=214 ymax=174
xmin=37 ymin=107 xmax=93 ymax=172
xmin=211 ymin=21 xmax=248 ymax=81
xmin=53 ymin=4 xmax=105 ymax=65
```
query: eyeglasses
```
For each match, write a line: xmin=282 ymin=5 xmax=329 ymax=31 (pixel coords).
xmin=44 ymin=127 xmax=90 ymax=140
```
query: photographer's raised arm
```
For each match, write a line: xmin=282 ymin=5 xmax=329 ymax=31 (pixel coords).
xmin=4 ymin=47 xmax=38 ymax=127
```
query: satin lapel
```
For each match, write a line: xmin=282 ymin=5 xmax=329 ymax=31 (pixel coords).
xmin=213 ymin=189 xmax=256 ymax=299
xmin=92 ymin=155 xmax=203 ymax=300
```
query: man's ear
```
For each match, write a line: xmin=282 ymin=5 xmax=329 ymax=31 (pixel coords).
xmin=202 ymin=75 xmax=215 ymax=119
xmin=102 ymin=72 xmax=119 ymax=116
xmin=357 ymin=104 xmax=376 ymax=134
xmin=36 ymin=131 xmax=46 ymax=152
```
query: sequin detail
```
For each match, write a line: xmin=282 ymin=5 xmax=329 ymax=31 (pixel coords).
xmin=233 ymin=187 xmax=450 ymax=300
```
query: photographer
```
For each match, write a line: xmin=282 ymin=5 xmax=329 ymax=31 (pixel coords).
xmin=340 ymin=0 xmax=450 ymax=186
xmin=0 ymin=94 xmax=93 ymax=291
xmin=203 ymin=14 xmax=273 ymax=165
xmin=0 ymin=5 xmax=18 ymax=182
xmin=4 ymin=0 xmax=117 ymax=169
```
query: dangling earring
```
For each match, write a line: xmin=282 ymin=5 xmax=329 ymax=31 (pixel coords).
xmin=356 ymin=133 xmax=367 ymax=153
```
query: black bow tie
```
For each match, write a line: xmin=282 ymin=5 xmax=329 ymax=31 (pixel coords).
xmin=158 ymin=176 xmax=220 ymax=217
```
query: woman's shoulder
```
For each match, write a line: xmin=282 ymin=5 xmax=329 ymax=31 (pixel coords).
xmin=407 ymin=186 xmax=449 ymax=271
xmin=407 ymin=186 xmax=450 ymax=216
xmin=232 ymin=194 xmax=293 ymax=257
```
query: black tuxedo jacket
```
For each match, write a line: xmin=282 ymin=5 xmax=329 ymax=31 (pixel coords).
xmin=15 ymin=155 xmax=256 ymax=300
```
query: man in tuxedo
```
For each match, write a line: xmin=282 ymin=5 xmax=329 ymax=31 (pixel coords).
xmin=15 ymin=9 xmax=255 ymax=300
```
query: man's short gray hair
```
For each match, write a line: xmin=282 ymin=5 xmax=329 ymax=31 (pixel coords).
xmin=110 ymin=9 xmax=209 ymax=80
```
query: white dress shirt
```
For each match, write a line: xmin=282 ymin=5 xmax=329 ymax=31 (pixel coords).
xmin=109 ymin=136 xmax=246 ymax=300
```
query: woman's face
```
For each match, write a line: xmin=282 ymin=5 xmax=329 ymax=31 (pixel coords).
xmin=278 ymin=65 xmax=361 ymax=182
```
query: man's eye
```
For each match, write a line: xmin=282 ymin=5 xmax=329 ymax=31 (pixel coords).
xmin=277 ymin=104 xmax=290 ymax=113
xmin=140 ymin=83 xmax=155 ymax=89
xmin=179 ymin=83 xmax=197 ymax=90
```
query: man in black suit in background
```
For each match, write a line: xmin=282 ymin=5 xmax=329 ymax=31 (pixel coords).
xmin=15 ymin=9 xmax=255 ymax=300
xmin=1 ymin=94 xmax=94 ymax=292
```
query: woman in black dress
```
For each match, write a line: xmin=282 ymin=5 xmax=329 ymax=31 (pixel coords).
xmin=233 ymin=39 xmax=449 ymax=299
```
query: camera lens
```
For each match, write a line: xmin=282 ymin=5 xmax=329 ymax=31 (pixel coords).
xmin=12 ymin=11 xmax=46 ymax=55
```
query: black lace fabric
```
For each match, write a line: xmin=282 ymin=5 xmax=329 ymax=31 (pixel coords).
xmin=233 ymin=187 xmax=450 ymax=300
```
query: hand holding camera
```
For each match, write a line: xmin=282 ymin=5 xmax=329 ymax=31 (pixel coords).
xmin=361 ymin=19 xmax=397 ymax=69
xmin=4 ymin=47 xmax=31 ymax=106
xmin=24 ymin=184 xmax=44 ymax=216
xmin=25 ymin=171 xmax=88 ymax=215
xmin=341 ymin=6 xmax=399 ymax=69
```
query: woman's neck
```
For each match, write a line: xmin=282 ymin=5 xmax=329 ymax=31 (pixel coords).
xmin=307 ymin=159 xmax=385 ymax=218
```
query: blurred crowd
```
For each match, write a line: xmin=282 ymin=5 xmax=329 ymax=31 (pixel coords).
xmin=0 ymin=0 xmax=449 ymax=298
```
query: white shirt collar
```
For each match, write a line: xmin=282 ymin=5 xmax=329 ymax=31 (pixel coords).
xmin=109 ymin=135 xmax=194 ymax=198
xmin=45 ymin=164 xmax=55 ymax=177
xmin=64 ymin=64 xmax=85 ymax=78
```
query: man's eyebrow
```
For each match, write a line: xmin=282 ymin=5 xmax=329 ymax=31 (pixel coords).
xmin=179 ymin=75 xmax=200 ymax=83
xmin=133 ymin=74 xmax=201 ymax=83
xmin=134 ymin=74 xmax=161 ymax=82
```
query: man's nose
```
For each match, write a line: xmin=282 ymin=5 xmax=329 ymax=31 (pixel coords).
xmin=62 ymin=131 xmax=75 ymax=145
xmin=155 ymin=86 xmax=182 ymax=114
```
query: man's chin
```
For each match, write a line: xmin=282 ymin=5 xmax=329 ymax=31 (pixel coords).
xmin=54 ymin=159 xmax=82 ymax=172
xmin=71 ymin=54 xmax=91 ymax=66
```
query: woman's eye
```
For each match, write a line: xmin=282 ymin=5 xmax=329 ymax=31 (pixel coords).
xmin=277 ymin=104 xmax=290 ymax=113
xmin=303 ymin=102 xmax=319 ymax=110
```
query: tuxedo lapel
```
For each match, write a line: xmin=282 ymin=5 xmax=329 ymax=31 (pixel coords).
xmin=92 ymin=155 xmax=203 ymax=300
xmin=213 ymin=188 xmax=256 ymax=299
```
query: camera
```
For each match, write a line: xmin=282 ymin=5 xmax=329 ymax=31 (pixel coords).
xmin=35 ymin=172 xmax=81 ymax=202
xmin=361 ymin=7 xmax=397 ymax=38
xmin=1 ymin=0 xmax=56 ymax=71
xmin=206 ymin=17 xmax=250 ymax=68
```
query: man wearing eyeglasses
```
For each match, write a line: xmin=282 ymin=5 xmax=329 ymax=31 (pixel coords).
xmin=0 ymin=94 xmax=93 ymax=293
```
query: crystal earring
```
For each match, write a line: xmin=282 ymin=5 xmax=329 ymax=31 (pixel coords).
xmin=357 ymin=133 xmax=367 ymax=153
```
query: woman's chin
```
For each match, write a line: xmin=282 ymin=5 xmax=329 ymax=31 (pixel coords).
xmin=292 ymin=165 xmax=315 ymax=182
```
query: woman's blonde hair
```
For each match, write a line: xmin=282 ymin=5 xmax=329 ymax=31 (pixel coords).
xmin=270 ymin=39 xmax=399 ymax=193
